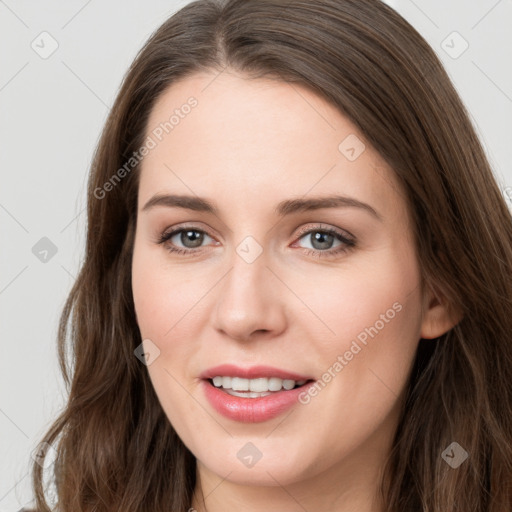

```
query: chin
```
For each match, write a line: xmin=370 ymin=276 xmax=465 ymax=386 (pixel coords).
xmin=193 ymin=438 xmax=316 ymax=487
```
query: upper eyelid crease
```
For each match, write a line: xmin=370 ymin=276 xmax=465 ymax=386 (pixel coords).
xmin=141 ymin=193 xmax=382 ymax=221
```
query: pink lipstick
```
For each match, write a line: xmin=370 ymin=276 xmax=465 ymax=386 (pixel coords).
xmin=200 ymin=364 xmax=315 ymax=423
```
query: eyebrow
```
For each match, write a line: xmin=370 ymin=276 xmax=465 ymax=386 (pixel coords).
xmin=142 ymin=193 xmax=382 ymax=220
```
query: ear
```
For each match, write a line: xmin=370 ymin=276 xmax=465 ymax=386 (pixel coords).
xmin=420 ymin=281 xmax=463 ymax=339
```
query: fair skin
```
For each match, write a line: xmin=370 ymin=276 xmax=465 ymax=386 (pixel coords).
xmin=131 ymin=70 xmax=457 ymax=512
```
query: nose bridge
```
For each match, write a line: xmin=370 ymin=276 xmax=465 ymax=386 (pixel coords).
xmin=212 ymin=238 xmax=286 ymax=340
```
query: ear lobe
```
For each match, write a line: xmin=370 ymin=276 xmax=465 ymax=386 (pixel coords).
xmin=420 ymin=283 xmax=463 ymax=340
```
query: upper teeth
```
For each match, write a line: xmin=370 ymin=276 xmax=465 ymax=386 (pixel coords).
xmin=212 ymin=376 xmax=306 ymax=392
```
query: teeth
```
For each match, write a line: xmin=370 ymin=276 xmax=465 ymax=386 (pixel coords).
xmin=212 ymin=376 xmax=223 ymax=387
xmin=268 ymin=377 xmax=283 ymax=391
xmin=211 ymin=376 xmax=307 ymax=392
xmin=232 ymin=377 xmax=250 ymax=391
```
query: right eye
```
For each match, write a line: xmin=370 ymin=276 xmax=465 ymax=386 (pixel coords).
xmin=157 ymin=226 xmax=217 ymax=255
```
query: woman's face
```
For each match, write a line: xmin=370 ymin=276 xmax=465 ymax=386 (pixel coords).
xmin=131 ymin=70 xmax=443 ymax=495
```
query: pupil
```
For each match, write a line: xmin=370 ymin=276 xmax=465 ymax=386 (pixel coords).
xmin=312 ymin=232 xmax=333 ymax=250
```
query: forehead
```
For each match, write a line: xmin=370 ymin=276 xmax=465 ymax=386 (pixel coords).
xmin=138 ymin=70 xmax=406 ymax=221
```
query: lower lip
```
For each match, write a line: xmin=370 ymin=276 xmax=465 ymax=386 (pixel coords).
xmin=202 ymin=379 xmax=313 ymax=423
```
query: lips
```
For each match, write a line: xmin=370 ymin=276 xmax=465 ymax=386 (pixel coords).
xmin=200 ymin=364 xmax=316 ymax=423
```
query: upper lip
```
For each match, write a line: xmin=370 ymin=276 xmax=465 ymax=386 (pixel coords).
xmin=200 ymin=364 xmax=314 ymax=381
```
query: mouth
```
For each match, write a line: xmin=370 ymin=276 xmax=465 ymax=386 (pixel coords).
xmin=199 ymin=364 xmax=316 ymax=422
xmin=201 ymin=372 xmax=317 ymax=422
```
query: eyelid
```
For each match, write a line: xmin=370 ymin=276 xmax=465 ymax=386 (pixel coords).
xmin=293 ymin=223 xmax=355 ymax=242
xmin=157 ymin=222 xmax=218 ymax=241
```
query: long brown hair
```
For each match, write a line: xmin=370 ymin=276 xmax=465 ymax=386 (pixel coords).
xmin=30 ymin=0 xmax=512 ymax=510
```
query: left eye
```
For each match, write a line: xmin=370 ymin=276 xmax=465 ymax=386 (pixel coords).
xmin=296 ymin=229 xmax=344 ymax=251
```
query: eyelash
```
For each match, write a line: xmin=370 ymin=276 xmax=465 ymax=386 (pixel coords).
xmin=156 ymin=224 xmax=356 ymax=259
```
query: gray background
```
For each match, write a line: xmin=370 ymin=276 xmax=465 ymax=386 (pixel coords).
xmin=1 ymin=0 xmax=511 ymax=509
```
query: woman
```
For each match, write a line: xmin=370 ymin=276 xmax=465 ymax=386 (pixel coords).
xmin=29 ymin=0 xmax=512 ymax=510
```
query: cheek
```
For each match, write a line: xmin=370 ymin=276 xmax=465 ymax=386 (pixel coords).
xmin=131 ymin=239 xmax=215 ymax=412
xmin=132 ymin=241 xmax=201 ymax=341
xmin=294 ymin=248 xmax=421 ymax=352
xmin=131 ymin=244 xmax=209 ymax=433
xmin=292 ymin=244 xmax=423 ymax=413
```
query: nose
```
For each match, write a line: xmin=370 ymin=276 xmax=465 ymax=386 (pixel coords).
xmin=212 ymin=249 xmax=287 ymax=342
